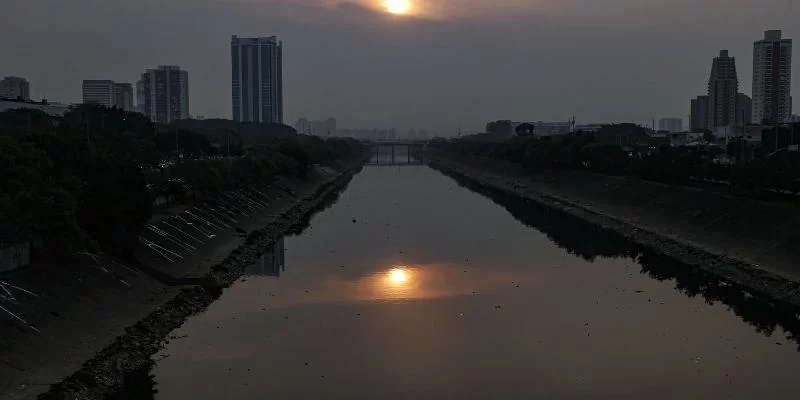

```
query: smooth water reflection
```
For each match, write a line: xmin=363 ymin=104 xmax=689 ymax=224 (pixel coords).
xmin=138 ymin=165 xmax=800 ymax=400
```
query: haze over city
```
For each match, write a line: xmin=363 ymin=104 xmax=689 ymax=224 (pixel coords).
xmin=1 ymin=0 xmax=797 ymax=133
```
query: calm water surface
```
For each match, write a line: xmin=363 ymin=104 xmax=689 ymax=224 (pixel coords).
xmin=144 ymin=165 xmax=800 ymax=399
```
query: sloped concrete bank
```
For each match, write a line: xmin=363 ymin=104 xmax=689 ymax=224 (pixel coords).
xmin=429 ymin=155 xmax=800 ymax=309
xmin=34 ymin=160 xmax=364 ymax=400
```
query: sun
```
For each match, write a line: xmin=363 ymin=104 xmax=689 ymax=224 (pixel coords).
xmin=385 ymin=0 xmax=410 ymax=15
xmin=388 ymin=268 xmax=408 ymax=284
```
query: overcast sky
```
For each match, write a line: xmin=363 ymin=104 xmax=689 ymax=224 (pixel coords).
xmin=1 ymin=0 xmax=797 ymax=133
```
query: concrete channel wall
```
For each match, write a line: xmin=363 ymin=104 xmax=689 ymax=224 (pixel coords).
xmin=429 ymin=155 xmax=800 ymax=309
xmin=0 ymin=160 xmax=366 ymax=400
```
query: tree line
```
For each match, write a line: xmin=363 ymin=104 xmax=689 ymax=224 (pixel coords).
xmin=432 ymin=123 xmax=800 ymax=197
xmin=0 ymin=105 xmax=363 ymax=261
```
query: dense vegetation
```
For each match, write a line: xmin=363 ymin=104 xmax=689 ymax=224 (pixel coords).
xmin=0 ymin=105 xmax=363 ymax=260
xmin=432 ymin=123 xmax=800 ymax=196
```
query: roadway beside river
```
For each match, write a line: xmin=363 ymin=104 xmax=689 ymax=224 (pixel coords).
xmin=428 ymin=153 xmax=800 ymax=309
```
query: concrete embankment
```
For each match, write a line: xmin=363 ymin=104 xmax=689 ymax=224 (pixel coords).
xmin=0 ymin=159 xmax=365 ymax=400
xmin=429 ymin=154 xmax=800 ymax=308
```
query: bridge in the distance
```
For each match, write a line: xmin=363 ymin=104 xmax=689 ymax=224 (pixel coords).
xmin=365 ymin=140 xmax=429 ymax=166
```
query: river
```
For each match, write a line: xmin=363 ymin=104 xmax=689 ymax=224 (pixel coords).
xmin=124 ymin=164 xmax=800 ymax=399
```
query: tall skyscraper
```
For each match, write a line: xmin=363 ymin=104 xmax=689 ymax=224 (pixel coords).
xmin=113 ymin=83 xmax=134 ymax=111
xmin=707 ymin=50 xmax=739 ymax=130
xmin=690 ymin=95 xmax=710 ymax=132
xmin=752 ymin=30 xmax=793 ymax=124
xmin=231 ymin=35 xmax=283 ymax=124
xmin=0 ymin=76 xmax=30 ymax=100
xmin=658 ymin=118 xmax=683 ymax=132
xmin=136 ymin=66 xmax=189 ymax=124
xmin=82 ymin=80 xmax=115 ymax=107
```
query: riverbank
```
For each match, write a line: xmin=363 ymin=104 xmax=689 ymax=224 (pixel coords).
xmin=0 ymin=158 xmax=365 ymax=400
xmin=429 ymin=154 xmax=800 ymax=308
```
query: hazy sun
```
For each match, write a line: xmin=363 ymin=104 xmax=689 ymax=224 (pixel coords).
xmin=385 ymin=0 xmax=410 ymax=14
xmin=388 ymin=268 xmax=408 ymax=284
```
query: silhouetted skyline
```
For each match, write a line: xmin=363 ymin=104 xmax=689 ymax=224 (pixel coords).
xmin=1 ymin=0 xmax=797 ymax=132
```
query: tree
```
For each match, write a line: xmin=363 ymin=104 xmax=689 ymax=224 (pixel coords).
xmin=515 ymin=123 xmax=535 ymax=136
xmin=579 ymin=142 xmax=629 ymax=175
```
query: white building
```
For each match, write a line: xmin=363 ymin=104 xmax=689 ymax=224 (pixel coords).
xmin=231 ymin=35 xmax=283 ymax=124
xmin=752 ymin=30 xmax=793 ymax=124
xmin=136 ymin=66 xmax=189 ymax=124
xmin=0 ymin=76 xmax=30 ymax=100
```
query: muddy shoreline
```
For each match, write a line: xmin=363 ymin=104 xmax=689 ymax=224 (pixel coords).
xmin=428 ymin=156 xmax=800 ymax=310
xmin=36 ymin=161 xmax=364 ymax=400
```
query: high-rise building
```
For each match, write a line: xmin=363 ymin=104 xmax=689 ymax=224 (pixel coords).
xmin=0 ymin=76 xmax=30 ymax=100
xmin=707 ymin=50 xmax=739 ymax=129
xmin=690 ymin=95 xmax=710 ymax=132
xmin=113 ymin=83 xmax=134 ymax=111
xmin=82 ymin=80 xmax=115 ymax=107
xmin=231 ymin=35 xmax=283 ymax=124
xmin=136 ymin=66 xmax=189 ymax=124
xmin=658 ymin=118 xmax=683 ymax=132
xmin=736 ymin=93 xmax=753 ymax=126
xmin=752 ymin=30 xmax=793 ymax=124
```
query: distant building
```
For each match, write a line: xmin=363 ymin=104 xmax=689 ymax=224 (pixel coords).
xmin=294 ymin=118 xmax=311 ymax=134
xmin=576 ymin=124 xmax=604 ymax=133
xmin=0 ymin=76 xmax=30 ymax=100
xmin=82 ymin=80 xmax=115 ymax=107
xmin=231 ymin=35 xmax=283 ymax=124
xmin=136 ymin=66 xmax=189 ymax=124
xmin=510 ymin=121 xmax=571 ymax=136
xmin=752 ymin=30 xmax=793 ymax=124
xmin=325 ymin=118 xmax=337 ymax=136
xmin=113 ymin=83 xmax=134 ymax=111
xmin=690 ymin=95 xmax=710 ymax=131
xmin=664 ymin=131 xmax=703 ymax=147
xmin=0 ymin=98 xmax=69 ymax=117
xmin=736 ymin=93 xmax=752 ymax=126
xmin=311 ymin=120 xmax=326 ymax=136
xmin=658 ymin=118 xmax=683 ymax=132
xmin=707 ymin=50 xmax=739 ymax=130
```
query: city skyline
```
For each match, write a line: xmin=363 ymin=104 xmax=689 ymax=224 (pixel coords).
xmin=0 ymin=0 xmax=797 ymax=132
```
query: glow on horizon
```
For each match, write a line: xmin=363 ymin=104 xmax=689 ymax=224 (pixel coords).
xmin=385 ymin=0 xmax=411 ymax=15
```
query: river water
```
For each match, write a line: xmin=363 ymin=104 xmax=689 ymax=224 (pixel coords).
xmin=136 ymin=164 xmax=800 ymax=399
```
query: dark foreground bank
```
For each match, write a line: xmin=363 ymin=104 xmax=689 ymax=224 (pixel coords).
xmin=30 ymin=159 xmax=364 ymax=400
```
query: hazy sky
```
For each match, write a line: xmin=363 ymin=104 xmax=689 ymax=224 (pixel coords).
xmin=1 ymin=0 xmax=797 ymax=133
